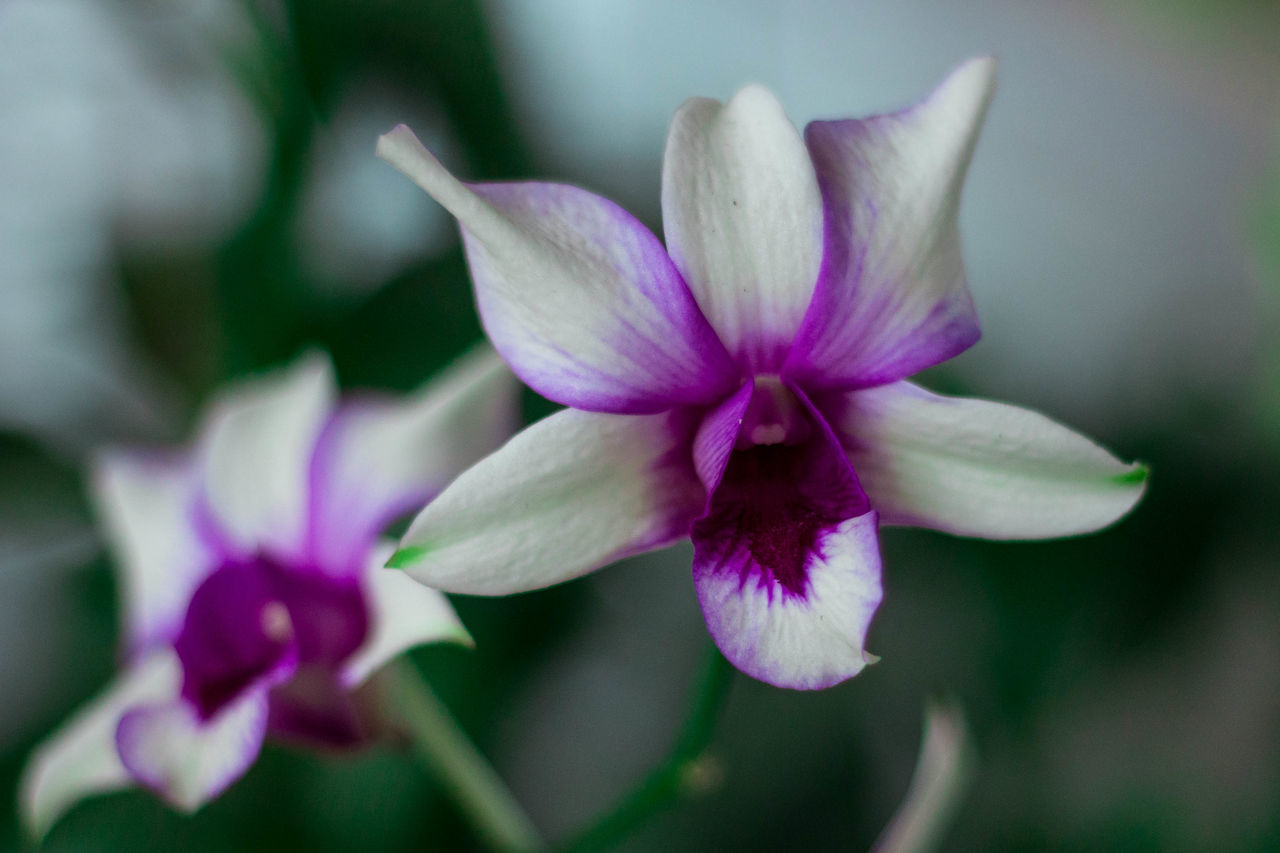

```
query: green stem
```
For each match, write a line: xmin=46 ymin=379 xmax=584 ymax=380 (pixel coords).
xmin=559 ymin=644 xmax=735 ymax=852
xmin=385 ymin=660 xmax=544 ymax=853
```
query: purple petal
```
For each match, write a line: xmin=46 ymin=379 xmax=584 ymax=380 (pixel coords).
xmin=378 ymin=126 xmax=740 ymax=413
xmin=691 ymin=379 xmax=752 ymax=492
xmin=173 ymin=563 xmax=300 ymax=720
xmin=115 ymin=690 xmax=269 ymax=813
xmin=305 ymin=346 xmax=519 ymax=573
xmin=270 ymin=564 xmax=367 ymax=668
xmin=173 ymin=557 xmax=367 ymax=720
xmin=784 ymin=58 xmax=996 ymax=389
xmin=692 ymin=391 xmax=881 ymax=689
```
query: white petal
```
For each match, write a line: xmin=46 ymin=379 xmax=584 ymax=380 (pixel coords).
xmin=199 ymin=352 xmax=337 ymax=560
xmin=115 ymin=689 xmax=269 ymax=813
xmin=19 ymin=652 xmax=179 ymax=839
xmin=340 ymin=542 xmax=472 ymax=688
xmin=307 ymin=345 xmax=520 ymax=572
xmin=91 ymin=452 xmax=218 ymax=652
xmin=786 ymin=58 xmax=995 ymax=388
xmin=389 ymin=408 xmax=704 ymax=594
xmin=694 ymin=512 xmax=882 ymax=690
xmin=824 ymin=382 xmax=1148 ymax=538
xmin=376 ymin=125 xmax=739 ymax=413
xmin=661 ymin=85 xmax=825 ymax=371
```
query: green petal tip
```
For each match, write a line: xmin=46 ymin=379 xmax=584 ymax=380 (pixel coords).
xmin=385 ymin=544 xmax=430 ymax=570
xmin=1114 ymin=462 xmax=1150 ymax=487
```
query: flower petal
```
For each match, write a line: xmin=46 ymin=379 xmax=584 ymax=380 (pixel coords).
xmin=662 ymin=85 xmax=825 ymax=372
xmin=377 ymin=126 xmax=739 ymax=413
xmin=307 ymin=345 xmax=520 ymax=573
xmin=691 ymin=406 xmax=881 ymax=689
xmin=172 ymin=562 xmax=301 ymax=720
xmin=785 ymin=58 xmax=996 ymax=389
xmin=19 ymin=653 xmax=179 ymax=840
xmin=115 ymin=690 xmax=269 ymax=813
xmin=341 ymin=542 xmax=472 ymax=688
xmin=389 ymin=407 xmax=704 ymax=594
xmin=821 ymin=381 xmax=1148 ymax=538
xmin=694 ymin=510 xmax=883 ymax=690
xmin=91 ymin=451 xmax=217 ymax=654
xmin=690 ymin=379 xmax=752 ymax=492
xmin=200 ymin=353 xmax=337 ymax=561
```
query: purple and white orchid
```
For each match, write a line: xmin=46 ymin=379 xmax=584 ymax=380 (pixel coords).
xmin=377 ymin=58 xmax=1147 ymax=691
xmin=21 ymin=348 xmax=517 ymax=836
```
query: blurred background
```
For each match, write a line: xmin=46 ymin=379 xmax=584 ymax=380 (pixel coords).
xmin=2 ymin=0 xmax=1278 ymax=850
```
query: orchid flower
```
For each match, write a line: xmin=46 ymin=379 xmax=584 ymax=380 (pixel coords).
xmin=20 ymin=348 xmax=518 ymax=836
xmin=377 ymin=58 xmax=1147 ymax=691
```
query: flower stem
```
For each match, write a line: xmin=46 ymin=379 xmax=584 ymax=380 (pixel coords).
xmin=384 ymin=660 xmax=544 ymax=853
xmin=559 ymin=643 xmax=735 ymax=852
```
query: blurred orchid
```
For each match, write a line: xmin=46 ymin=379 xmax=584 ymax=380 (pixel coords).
xmin=20 ymin=348 xmax=518 ymax=836
xmin=378 ymin=58 xmax=1147 ymax=690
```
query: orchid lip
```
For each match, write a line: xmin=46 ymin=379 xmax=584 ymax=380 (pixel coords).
xmin=696 ymin=382 xmax=866 ymax=602
xmin=173 ymin=555 xmax=368 ymax=722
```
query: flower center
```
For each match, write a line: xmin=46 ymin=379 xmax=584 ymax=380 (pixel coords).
xmin=259 ymin=600 xmax=294 ymax=643
xmin=693 ymin=380 xmax=827 ymax=598
xmin=738 ymin=375 xmax=811 ymax=449
xmin=693 ymin=376 xmax=868 ymax=601
xmin=174 ymin=556 xmax=368 ymax=720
